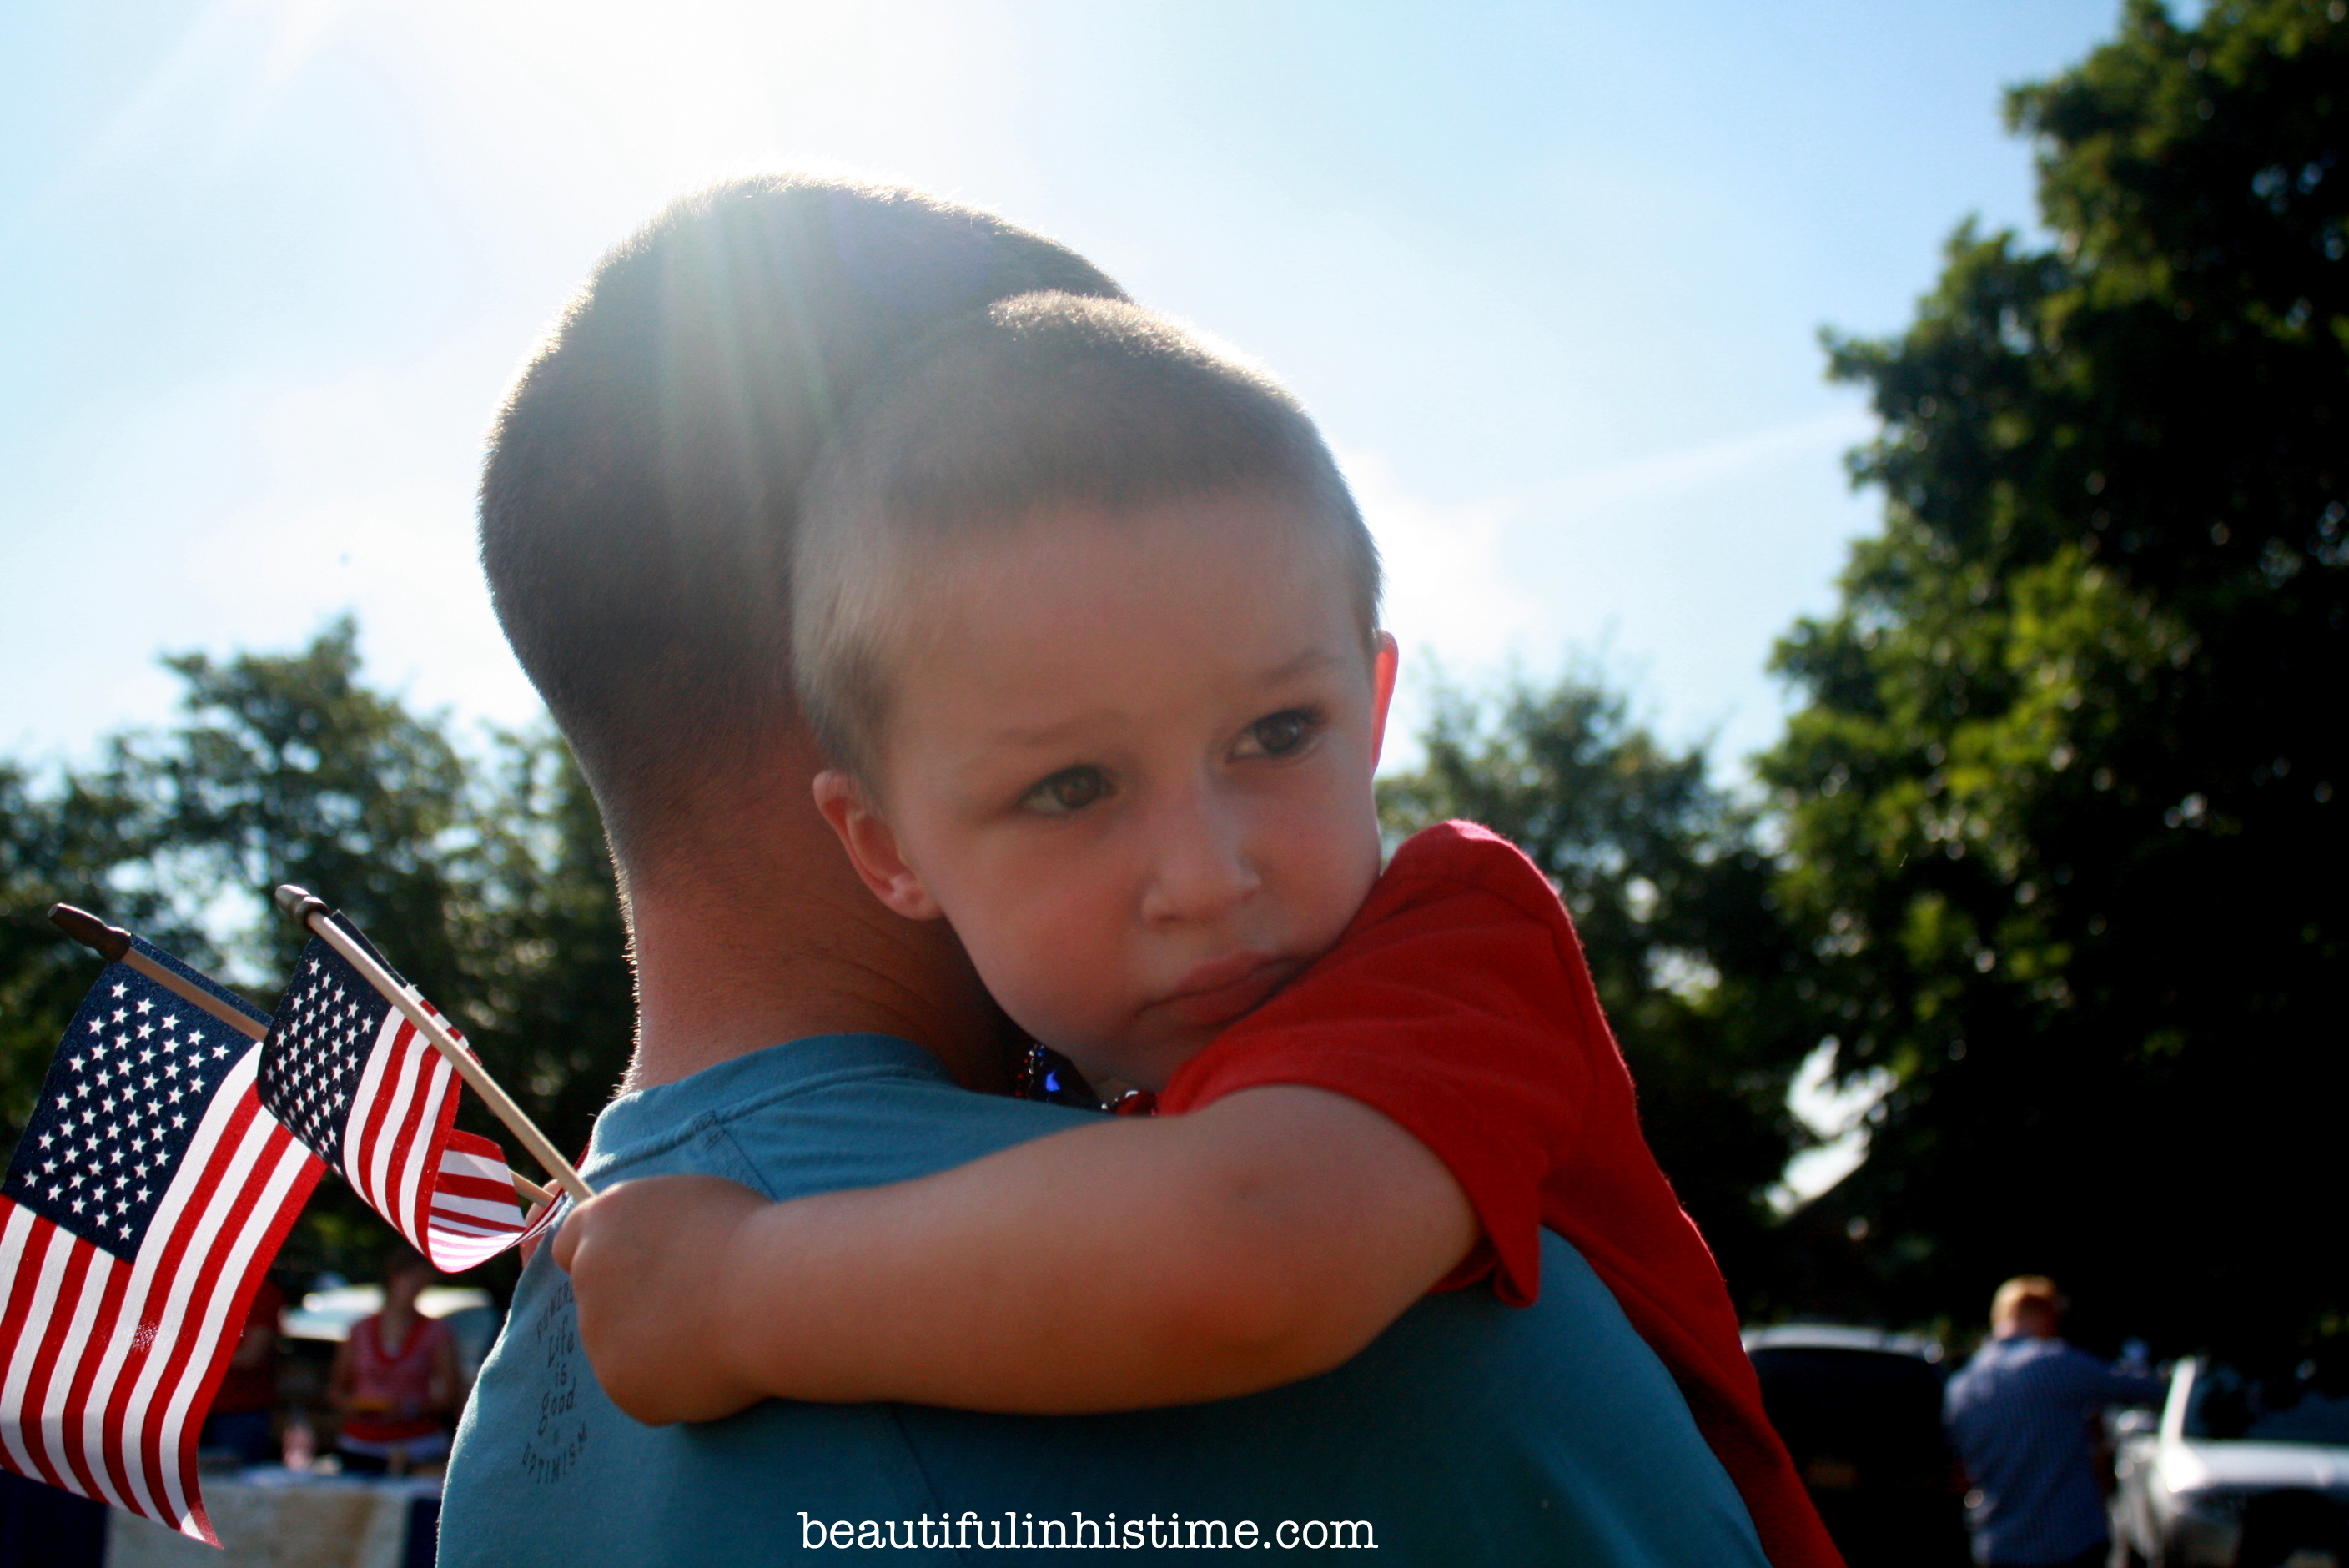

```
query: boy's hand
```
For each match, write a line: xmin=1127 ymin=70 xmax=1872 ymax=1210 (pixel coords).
xmin=551 ymin=1174 xmax=771 ymax=1425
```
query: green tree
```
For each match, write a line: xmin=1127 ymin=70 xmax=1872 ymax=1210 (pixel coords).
xmin=113 ymin=619 xmax=476 ymax=993
xmin=1378 ymin=673 xmax=1813 ymax=1304
xmin=1768 ymin=0 xmax=2346 ymax=1349
xmin=0 ymin=765 xmax=183 ymax=1148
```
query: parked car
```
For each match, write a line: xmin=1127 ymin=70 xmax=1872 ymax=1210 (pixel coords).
xmin=1743 ymin=1324 xmax=1972 ymax=1568
xmin=2110 ymin=1356 xmax=2349 ymax=1568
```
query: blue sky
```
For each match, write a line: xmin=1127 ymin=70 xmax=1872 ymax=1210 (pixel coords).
xmin=3 ymin=0 xmax=2125 ymax=780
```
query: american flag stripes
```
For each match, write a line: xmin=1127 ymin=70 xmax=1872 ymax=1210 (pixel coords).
xmin=259 ymin=916 xmax=538 ymax=1273
xmin=0 ymin=941 xmax=324 ymax=1544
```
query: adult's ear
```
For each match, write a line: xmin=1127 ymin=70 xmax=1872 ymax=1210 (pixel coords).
xmin=1367 ymin=631 xmax=1400 ymax=769
xmin=811 ymin=771 xmax=943 ymax=921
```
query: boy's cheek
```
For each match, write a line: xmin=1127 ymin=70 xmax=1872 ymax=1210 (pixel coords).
xmin=968 ymin=943 xmax=1101 ymax=1064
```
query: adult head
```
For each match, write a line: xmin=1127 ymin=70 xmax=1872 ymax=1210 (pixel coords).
xmin=482 ymin=174 xmax=1126 ymax=875
xmin=476 ymin=175 xmax=1127 ymax=1086
xmin=1991 ymin=1274 xmax=2067 ymax=1339
xmin=382 ymin=1246 xmax=435 ymax=1315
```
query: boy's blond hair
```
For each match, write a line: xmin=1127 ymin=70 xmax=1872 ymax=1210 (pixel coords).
xmin=792 ymin=294 xmax=1381 ymax=787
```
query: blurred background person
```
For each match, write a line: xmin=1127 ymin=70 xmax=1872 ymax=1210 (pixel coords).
xmin=330 ymin=1249 xmax=463 ymax=1477
xmin=198 ymin=1271 xmax=285 ymax=1466
xmin=1944 ymin=1276 xmax=2165 ymax=1568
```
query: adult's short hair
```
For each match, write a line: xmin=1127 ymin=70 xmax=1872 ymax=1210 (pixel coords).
xmin=792 ymin=293 xmax=1381 ymax=785
xmin=478 ymin=175 xmax=1127 ymax=862
xmin=380 ymin=1244 xmax=435 ymax=1284
xmin=1991 ymin=1275 xmax=2066 ymax=1329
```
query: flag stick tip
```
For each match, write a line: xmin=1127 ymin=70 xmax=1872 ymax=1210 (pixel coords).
xmin=48 ymin=903 xmax=130 ymax=962
xmin=272 ymin=885 xmax=329 ymax=924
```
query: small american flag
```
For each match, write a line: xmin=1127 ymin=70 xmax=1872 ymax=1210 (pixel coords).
xmin=0 ymin=939 xmax=323 ymax=1543
xmin=259 ymin=914 xmax=537 ymax=1272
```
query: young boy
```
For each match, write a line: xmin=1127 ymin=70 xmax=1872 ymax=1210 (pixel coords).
xmin=554 ymin=294 xmax=1838 ymax=1568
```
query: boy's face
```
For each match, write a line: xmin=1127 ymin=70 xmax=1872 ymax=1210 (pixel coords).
xmin=818 ymin=490 xmax=1396 ymax=1093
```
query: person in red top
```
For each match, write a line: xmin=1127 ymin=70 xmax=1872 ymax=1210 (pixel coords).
xmin=552 ymin=295 xmax=1840 ymax=1567
xmin=330 ymin=1249 xmax=461 ymax=1476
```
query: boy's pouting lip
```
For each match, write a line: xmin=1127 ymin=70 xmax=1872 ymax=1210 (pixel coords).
xmin=815 ymin=486 xmax=1399 ymax=1097
xmin=1157 ymin=946 xmax=1294 ymax=1033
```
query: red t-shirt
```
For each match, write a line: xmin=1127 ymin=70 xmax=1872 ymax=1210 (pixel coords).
xmin=1159 ymin=822 xmax=1842 ymax=1568
xmin=340 ymin=1313 xmax=454 ymax=1445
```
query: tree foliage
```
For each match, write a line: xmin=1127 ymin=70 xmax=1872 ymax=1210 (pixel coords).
xmin=0 ymin=766 xmax=179 ymax=1152
xmin=1378 ymin=675 xmax=1813 ymax=1306
xmin=0 ymin=622 xmax=633 ymax=1284
xmin=1768 ymin=0 xmax=2346 ymax=1350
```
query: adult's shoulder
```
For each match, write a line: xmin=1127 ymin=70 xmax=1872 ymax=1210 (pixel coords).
xmin=586 ymin=1029 xmax=1100 ymax=1201
xmin=445 ymin=1040 xmax=1103 ymax=1568
xmin=1944 ymin=1343 xmax=2010 ymax=1405
xmin=891 ymin=1230 xmax=1772 ymax=1566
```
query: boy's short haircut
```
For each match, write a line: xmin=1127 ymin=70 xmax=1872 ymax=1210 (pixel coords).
xmin=477 ymin=175 xmax=1127 ymax=865
xmin=792 ymin=294 xmax=1381 ymax=785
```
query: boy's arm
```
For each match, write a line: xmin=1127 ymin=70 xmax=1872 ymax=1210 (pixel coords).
xmin=553 ymin=1084 xmax=1476 ymax=1423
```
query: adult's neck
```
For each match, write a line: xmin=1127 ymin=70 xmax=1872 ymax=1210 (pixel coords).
xmin=615 ymin=746 xmax=1011 ymax=1097
xmin=1994 ymin=1316 xmax=2061 ymax=1342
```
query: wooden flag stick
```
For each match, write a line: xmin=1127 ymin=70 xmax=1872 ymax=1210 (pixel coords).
xmin=270 ymin=887 xmax=595 ymax=1205
xmin=48 ymin=902 xmax=558 ymax=1209
xmin=48 ymin=904 xmax=266 ymax=1043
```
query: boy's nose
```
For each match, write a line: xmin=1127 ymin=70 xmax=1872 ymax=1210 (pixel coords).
xmin=1138 ymin=787 xmax=1261 ymax=927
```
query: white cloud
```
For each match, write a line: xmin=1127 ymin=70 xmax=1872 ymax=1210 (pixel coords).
xmin=184 ymin=335 xmax=541 ymax=731
xmin=1341 ymin=410 xmax=1876 ymax=771
xmin=1522 ymin=409 xmax=1874 ymax=520
xmin=1340 ymin=449 xmax=1542 ymax=771
xmin=1344 ymin=446 xmax=1541 ymax=670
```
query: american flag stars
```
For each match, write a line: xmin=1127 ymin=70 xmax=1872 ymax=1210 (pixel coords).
xmin=2 ymin=967 xmax=241 ymax=1257
xmin=259 ymin=952 xmax=380 ymax=1164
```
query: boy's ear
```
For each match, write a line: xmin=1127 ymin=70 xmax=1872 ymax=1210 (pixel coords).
xmin=811 ymin=771 xmax=944 ymax=922
xmin=1367 ymin=631 xmax=1400 ymax=769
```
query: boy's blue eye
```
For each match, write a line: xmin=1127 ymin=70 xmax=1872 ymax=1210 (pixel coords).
xmin=1023 ymin=766 xmax=1108 ymax=815
xmin=1240 ymin=710 xmax=1318 ymax=759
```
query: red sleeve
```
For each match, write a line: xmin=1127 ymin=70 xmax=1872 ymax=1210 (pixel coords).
xmin=1157 ymin=821 xmax=1594 ymax=1306
xmin=1162 ymin=822 xmax=1847 ymax=1568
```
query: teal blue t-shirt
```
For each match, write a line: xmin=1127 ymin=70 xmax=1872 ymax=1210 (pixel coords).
xmin=439 ymin=1034 xmax=1767 ymax=1565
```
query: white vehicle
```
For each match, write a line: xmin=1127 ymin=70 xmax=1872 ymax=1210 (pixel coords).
xmin=2111 ymin=1357 xmax=2349 ymax=1568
